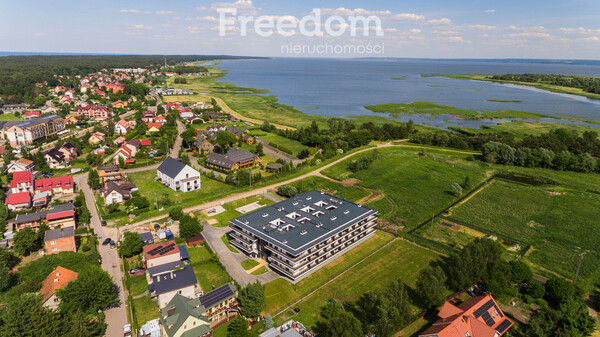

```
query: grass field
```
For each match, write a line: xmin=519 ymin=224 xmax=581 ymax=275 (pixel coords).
xmin=205 ymin=196 xmax=275 ymax=227
xmin=287 ymin=176 xmax=371 ymax=204
xmin=128 ymin=275 xmax=148 ymax=297
xmin=253 ymin=131 xmax=316 ymax=156
xmin=449 ymin=179 xmax=600 ymax=281
xmin=264 ymin=232 xmax=394 ymax=316
xmin=241 ymin=259 xmax=260 ymax=270
xmin=274 ymin=238 xmax=442 ymax=329
xmin=251 ymin=266 xmax=268 ymax=275
xmin=364 ymin=101 xmax=551 ymax=120
xmin=417 ymin=218 xmax=487 ymax=250
xmin=187 ymin=245 xmax=232 ymax=291
xmin=448 ymin=121 xmax=600 ymax=140
xmin=132 ymin=296 xmax=159 ymax=327
xmin=322 ymin=147 xmax=490 ymax=227
xmin=0 ymin=113 xmax=21 ymax=121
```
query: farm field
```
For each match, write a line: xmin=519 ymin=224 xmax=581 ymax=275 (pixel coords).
xmin=322 ymin=147 xmax=490 ymax=227
xmin=275 ymin=238 xmax=442 ymax=329
xmin=450 ymin=179 xmax=600 ymax=281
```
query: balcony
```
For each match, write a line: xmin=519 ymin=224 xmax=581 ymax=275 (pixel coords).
xmin=229 ymin=239 xmax=254 ymax=254
xmin=228 ymin=231 xmax=255 ymax=246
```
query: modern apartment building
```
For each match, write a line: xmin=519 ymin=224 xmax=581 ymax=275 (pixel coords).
xmin=229 ymin=190 xmax=378 ymax=281
xmin=1 ymin=114 xmax=65 ymax=146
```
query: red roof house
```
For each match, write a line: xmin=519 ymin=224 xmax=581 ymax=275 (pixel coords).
xmin=10 ymin=171 xmax=34 ymax=193
xmin=40 ymin=266 xmax=78 ymax=309
xmin=6 ymin=192 xmax=32 ymax=211
xmin=143 ymin=240 xmax=181 ymax=268
xmin=34 ymin=176 xmax=74 ymax=195
xmin=140 ymin=139 xmax=151 ymax=146
xmin=419 ymin=294 xmax=513 ymax=337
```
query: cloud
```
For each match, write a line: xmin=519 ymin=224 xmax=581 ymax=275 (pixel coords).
xmin=409 ymin=28 xmax=421 ymax=34
xmin=210 ymin=0 xmax=258 ymax=16
xmin=195 ymin=6 xmax=207 ymax=11
xmin=485 ymin=9 xmax=496 ymax=13
xmin=581 ymin=36 xmax=600 ymax=42
xmin=392 ymin=13 xmax=425 ymax=22
xmin=447 ymin=36 xmax=471 ymax=43
xmin=156 ymin=10 xmax=176 ymax=16
xmin=198 ymin=15 xmax=219 ymax=22
xmin=320 ymin=7 xmax=392 ymax=16
xmin=131 ymin=24 xmax=152 ymax=30
xmin=509 ymin=32 xmax=551 ymax=38
xmin=119 ymin=9 xmax=140 ymax=14
xmin=425 ymin=18 xmax=452 ymax=26
xmin=33 ymin=33 xmax=47 ymax=37
xmin=468 ymin=24 xmax=498 ymax=31
xmin=161 ymin=24 xmax=173 ymax=28
xmin=144 ymin=10 xmax=152 ymax=15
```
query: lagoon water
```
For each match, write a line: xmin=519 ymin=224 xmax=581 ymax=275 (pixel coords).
xmin=216 ymin=58 xmax=600 ymax=129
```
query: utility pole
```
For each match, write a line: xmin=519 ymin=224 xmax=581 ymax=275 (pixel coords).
xmin=573 ymin=251 xmax=587 ymax=285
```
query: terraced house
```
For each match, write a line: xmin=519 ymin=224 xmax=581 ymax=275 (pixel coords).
xmin=229 ymin=190 xmax=378 ymax=281
xmin=1 ymin=114 xmax=65 ymax=146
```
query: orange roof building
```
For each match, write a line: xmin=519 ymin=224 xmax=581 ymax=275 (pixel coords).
xmin=419 ymin=294 xmax=513 ymax=337
xmin=40 ymin=266 xmax=78 ymax=309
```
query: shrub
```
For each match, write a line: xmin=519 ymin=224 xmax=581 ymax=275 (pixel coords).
xmin=277 ymin=185 xmax=298 ymax=198
xmin=81 ymin=245 xmax=91 ymax=252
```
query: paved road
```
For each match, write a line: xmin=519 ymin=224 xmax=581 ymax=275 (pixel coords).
xmin=202 ymin=224 xmax=278 ymax=286
xmin=73 ymin=173 xmax=128 ymax=337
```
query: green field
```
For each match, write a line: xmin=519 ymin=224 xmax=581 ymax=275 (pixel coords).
xmin=322 ymin=147 xmax=490 ymax=227
xmin=264 ymin=232 xmax=394 ymax=316
xmin=128 ymin=275 xmax=149 ymax=297
xmin=187 ymin=245 xmax=231 ymax=291
xmin=449 ymin=179 xmax=600 ymax=281
xmin=365 ymin=101 xmax=551 ymax=120
xmin=251 ymin=266 xmax=268 ymax=275
xmin=241 ymin=259 xmax=260 ymax=270
xmin=416 ymin=218 xmax=487 ymax=250
xmin=204 ymin=196 xmax=275 ymax=227
xmin=274 ymin=238 xmax=442 ymax=329
xmin=254 ymin=131 xmax=316 ymax=156
xmin=0 ymin=113 xmax=21 ymax=121
xmin=132 ymin=296 xmax=159 ymax=327
xmin=287 ymin=176 xmax=371 ymax=204
xmin=448 ymin=121 xmax=600 ymax=140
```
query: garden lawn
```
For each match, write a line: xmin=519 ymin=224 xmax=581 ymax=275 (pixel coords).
xmin=450 ymin=179 xmax=600 ymax=281
xmin=264 ymin=231 xmax=393 ymax=315
xmin=288 ymin=176 xmax=370 ymax=203
xmin=321 ymin=147 xmax=490 ymax=227
xmin=128 ymin=275 xmax=148 ymax=297
xmin=187 ymin=245 xmax=212 ymax=263
xmin=276 ymin=239 xmax=442 ymax=329
xmin=209 ymin=196 xmax=275 ymax=227
xmin=132 ymin=296 xmax=159 ymax=327
xmin=241 ymin=259 xmax=260 ymax=270
xmin=254 ymin=132 xmax=316 ymax=156
xmin=251 ymin=266 xmax=268 ymax=275
xmin=192 ymin=262 xmax=231 ymax=292
xmin=222 ymin=234 xmax=239 ymax=253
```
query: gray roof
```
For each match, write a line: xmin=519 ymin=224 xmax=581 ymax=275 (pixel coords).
xmin=98 ymin=165 xmax=119 ymax=171
xmin=139 ymin=231 xmax=154 ymax=242
xmin=205 ymin=152 xmax=236 ymax=170
xmin=15 ymin=211 xmax=47 ymax=224
xmin=230 ymin=190 xmax=377 ymax=255
xmin=44 ymin=148 xmax=65 ymax=162
xmin=157 ymin=157 xmax=187 ymax=179
xmin=147 ymin=260 xmax=185 ymax=277
xmin=102 ymin=182 xmax=132 ymax=198
xmin=260 ymin=329 xmax=303 ymax=337
xmin=226 ymin=148 xmax=257 ymax=163
xmin=178 ymin=245 xmax=190 ymax=260
xmin=150 ymin=265 xmax=197 ymax=295
xmin=44 ymin=227 xmax=74 ymax=242
xmin=47 ymin=203 xmax=75 ymax=215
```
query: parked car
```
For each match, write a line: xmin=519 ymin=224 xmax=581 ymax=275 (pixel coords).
xmin=43 ymin=173 xmax=54 ymax=178
xmin=123 ymin=324 xmax=132 ymax=337
xmin=101 ymin=221 xmax=107 ymax=226
xmin=102 ymin=238 xmax=112 ymax=246
xmin=129 ymin=267 xmax=143 ymax=274
xmin=109 ymin=240 xmax=116 ymax=249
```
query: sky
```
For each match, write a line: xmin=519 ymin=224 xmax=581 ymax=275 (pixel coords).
xmin=1 ymin=0 xmax=600 ymax=59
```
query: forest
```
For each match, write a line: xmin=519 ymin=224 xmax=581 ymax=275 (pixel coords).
xmin=0 ymin=55 xmax=253 ymax=104
xmin=490 ymin=73 xmax=600 ymax=94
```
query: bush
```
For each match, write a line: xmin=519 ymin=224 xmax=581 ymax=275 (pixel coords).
xmin=81 ymin=245 xmax=91 ymax=252
xmin=277 ymin=185 xmax=298 ymax=198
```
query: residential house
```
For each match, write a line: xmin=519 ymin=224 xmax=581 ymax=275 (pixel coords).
xmin=88 ymin=132 xmax=105 ymax=145
xmin=2 ymin=104 xmax=27 ymax=111
xmin=159 ymin=294 xmax=212 ymax=337
xmin=10 ymin=170 xmax=34 ymax=194
xmin=13 ymin=211 xmax=45 ymax=231
xmin=6 ymin=192 xmax=31 ymax=211
xmin=139 ymin=232 xmax=155 ymax=245
xmin=143 ymin=241 xmax=186 ymax=268
xmin=197 ymin=139 xmax=214 ymax=154
xmin=198 ymin=283 xmax=238 ymax=323
xmin=44 ymin=227 xmax=76 ymax=255
xmin=147 ymin=122 xmax=162 ymax=133
xmin=22 ymin=111 xmax=41 ymax=119
xmin=34 ymin=176 xmax=74 ymax=195
xmin=101 ymin=182 xmax=137 ymax=205
xmin=112 ymin=100 xmax=128 ymax=109
xmin=114 ymin=119 xmax=131 ymax=135
xmin=418 ymin=294 xmax=513 ymax=337
xmin=114 ymin=136 xmax=126 ymax=146
xmin=40 ymin=266 xmax=78 ymax=309
xmin=44 ymin=148 xmax=70 ymax=169
xmin=155 ymin=115 xmax=167 ymax=124
xmin=46 ymin=203 xmax=77 ymax=228
xmin=113 ymin=141 xmax=139 ymax=165
xmin=125 ymin=139 xmax=141 ymax=155
xmin=6 ymin=158 xmax=35 ymax=173
xmin=140 ymin=139 xmax=151 ymax=147
xmin=156 ymin=157 xmax=201 ymax=192
xmin=205 ymin=148 xmax=260 ymax=171
xmin=206 ymin=125 xmax=226 ymax=133
xmin=32 ymin=191 xmax=50 ymax=208
xmin=58 ymin=142 xmax=78 ymax=161
xmin=142 ymin=111 xmax=156 ymax=123
xmin=75 ymin=105 xmax=109 ymax=120
xmin=40 ymin=105 xmax=58 ymax=114
xmin=98 ymin=165 xmax=121 ymax=183
xmin=179 ymin=109 xmax=194 ymax=119
xmin=149 ymin=265 xmax=200 ymax=309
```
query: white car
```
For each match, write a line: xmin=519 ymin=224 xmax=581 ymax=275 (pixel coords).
xmin=123 ymin=324 xmax=132 ymax=337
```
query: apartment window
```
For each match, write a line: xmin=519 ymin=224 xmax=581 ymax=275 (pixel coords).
xmin=52 ymin=247 xmax=58 ymax=252
xmin=465 ymin=332 xmax=471 ymax=337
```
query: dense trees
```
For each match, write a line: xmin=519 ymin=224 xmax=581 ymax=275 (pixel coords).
xmin=57 ymin=266 xmax=119 ymax=314
xmin=169 ymin=206 xmax=183 ymax=220
xmin=119 ymin=232 xmax=144 ymax=258
xmin=277 ymin=185 xmax=298 ymax=198
xmin=87 ymin=169 xmax=101 ymax=189
xmin=227 ymin=315 xmax=250 ymax=337
xmin=444 ymin=238 xmax=503 ymax=291
xmin=13 ymin=227 xmax=38 ymax=255
xmin=314 ymin=309 xmax=363 ymax=337
xmin=417 ymin=266 xmax=448 ymax=309
xmin=490 ymin=73 xmax=600 ymax=94
xmin=178 ymin=214 xmax=203 ymax=238
xmin=238 ymin=281 xmax=266 ymax=318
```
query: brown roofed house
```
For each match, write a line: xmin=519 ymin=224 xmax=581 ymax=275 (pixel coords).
xmin=40 ymin=266 xmax=78 ymax=309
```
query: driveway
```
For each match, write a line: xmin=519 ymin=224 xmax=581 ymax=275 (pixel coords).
xmin=202 ymin=223 xmax=279 ymax=286
xmin=73 ymin=173 xmax=128 ymax=337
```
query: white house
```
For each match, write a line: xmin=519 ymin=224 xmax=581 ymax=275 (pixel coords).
xmin=156 ymin=157 xmax=201 ymax=192
xmin=114 ymin=119 xmax=131 ymax=135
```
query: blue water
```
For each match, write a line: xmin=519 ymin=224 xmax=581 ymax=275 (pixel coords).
xmin=215 ymin=58 xmax=600 ymax=129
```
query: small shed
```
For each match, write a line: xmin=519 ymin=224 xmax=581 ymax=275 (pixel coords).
xmin=178 ymin=245 xmax=190 ymax=262
xmin=266 ymin=163 xmax=283 ymax=172
xmin=139 ymin=232 xmax=154 ymax=245
xmin=186 ymin=234 xmax=205 ymax=247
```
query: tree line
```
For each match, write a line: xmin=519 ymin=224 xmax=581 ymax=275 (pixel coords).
xmin=490 ymin=73 xmax=600 ymax=94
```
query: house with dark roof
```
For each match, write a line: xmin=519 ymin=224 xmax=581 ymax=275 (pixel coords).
xmin=205 ymin=148 xmax=260 ymax=171
xmin=100 ymin=181 xmax=137 ymax=205
xmin=230 ymin=190 xmax=378 ymax=281
xmin=44 ymin=148 xmax=70 ymax=169
xmin=156 ymin=157 xmax=201 ymax=192
xmin=40 ymin=266 xmax=78 ymax=309
xmin=419 ymin=294 xmax=513 ymax=337
xmin=13 ymin=210 xmax=46 ymax=231
xmin=98 ymin=165 xmax=121 ymax=183
xmin=44 ymin=227 xmax=76 ymax=254
xmin=139 ymin=232 xmax=155 ymax=245
xmin=149 ymin=265 xmax=200 ymax=308
xmin=198 ymin=283 xmax=238 ymax=323
xmin=58 ymin=142 xmax=78 ymax=161
xmin=159 ymin=294 xmax=212 ymax=337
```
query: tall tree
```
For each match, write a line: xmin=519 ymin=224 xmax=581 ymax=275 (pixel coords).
xmin=13 ymin=227 xmax=38 ymax=255
xmin=417 ymin=266 xmax=448 ymax=309
xmin=227 ymin=315 xmax=249 ymax=337
xmin=87 ymin=170 xmax=101 ymax=189
xmin=314 ymin=310 xmax=363 ymax=337
xmin=238 ymin=281 xmax=266 ymax=318
xmin=118 ymin=232 xmax=144 ymax=258
xmin=57 ymin=266 xmax=118 ymax=314
xmin=178 ymin=214 xmax=203 ymax=238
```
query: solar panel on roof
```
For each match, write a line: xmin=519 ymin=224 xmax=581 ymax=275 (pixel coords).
xmin=473 ymin=299 xmax=495 ymax=318
xmin=481 ymin=312 xmax=495 ymax=327
xmin=199 ymin=285 xmax=234 ymax=309
xmin=495 ymin=319 xmax=512 ymax=333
